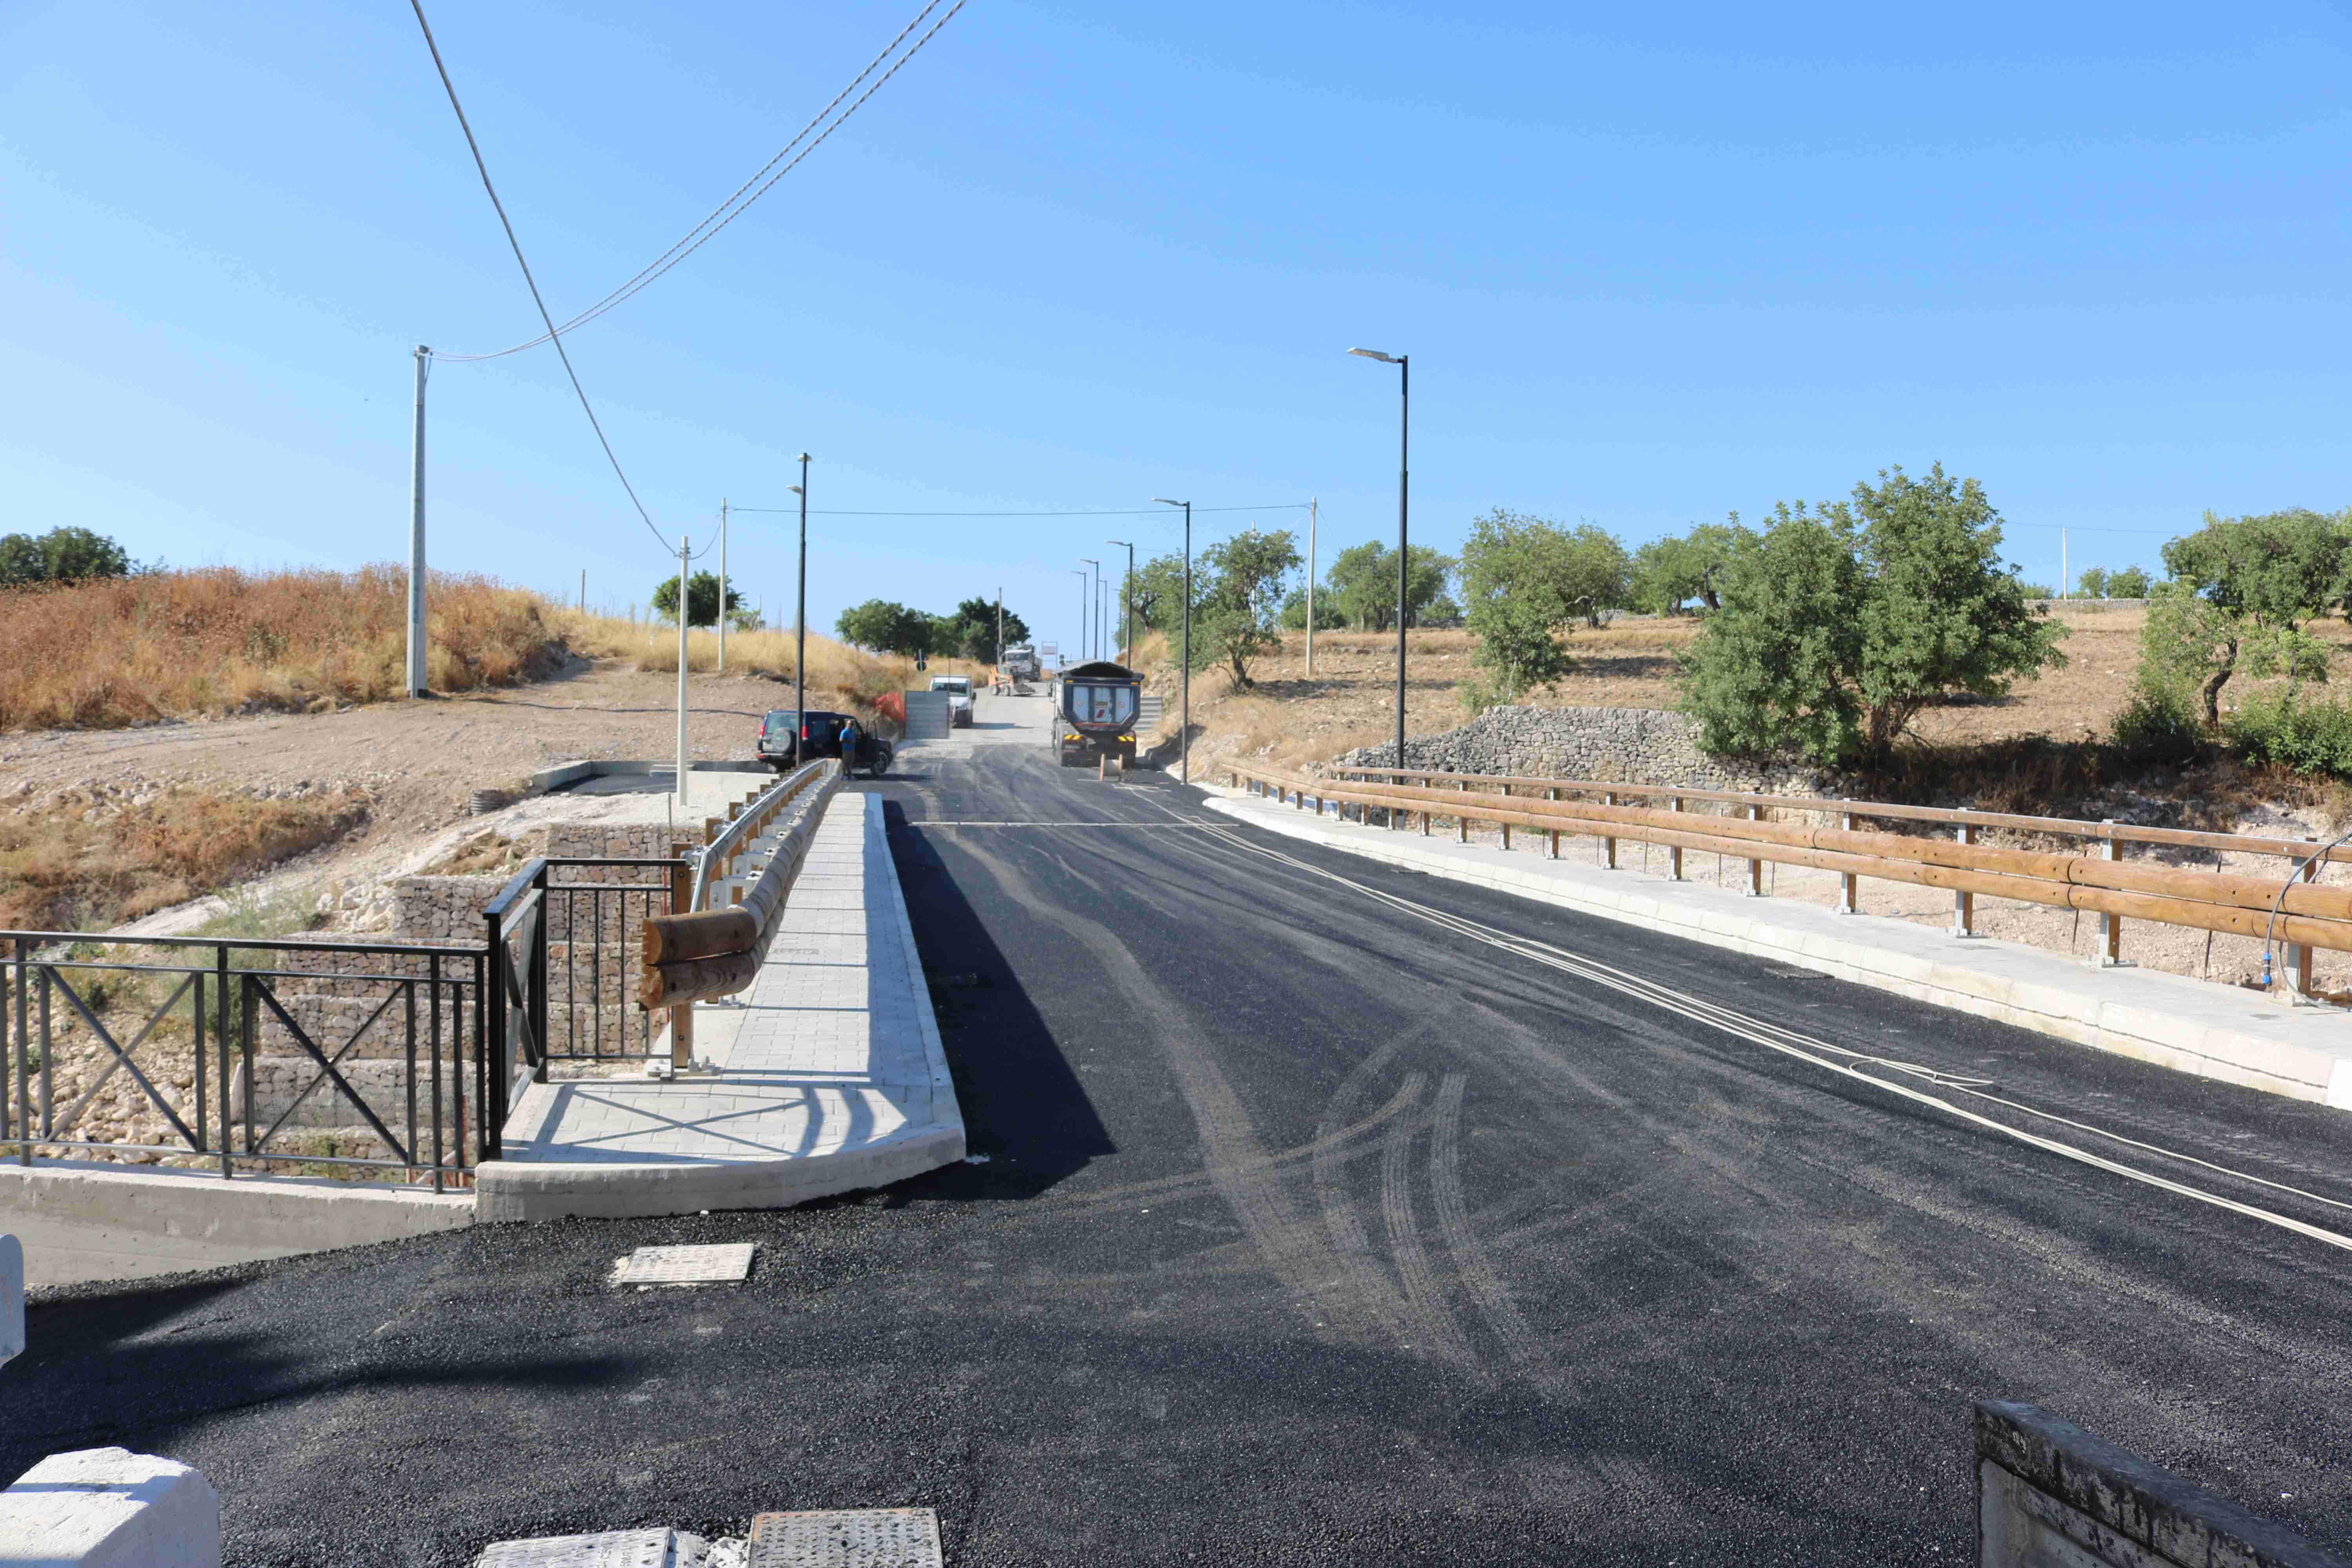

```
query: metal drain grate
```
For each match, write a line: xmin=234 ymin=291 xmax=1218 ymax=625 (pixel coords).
xmin=477 ymin=1529 xmax=675 ymax=1567
xmin=611 ymin=1243 xmax=758 ymax=1287
xmin=746 ymin=1508 xmax=942 ymax=1568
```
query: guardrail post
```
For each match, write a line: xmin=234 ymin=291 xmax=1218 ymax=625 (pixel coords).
xmin=1746 ymin=803 xmax=1764 ymax=897
xmin=1499 ymin=783 xmax=1511 ymax=850
xmin=1548 ymin=788 xmax=1561 ymax=860
xmin=668 ymin=842 xmax=695 ymax=1067
xmin=2096 ymin=821 xmax=2125 ymax=966
xmin=1668 ymin=795 xmax=1686 ymax=880
xmin=2290 ymin=839 xmax=2319 ymax=1000
xmin=1456 ymin=780 xmax=1469 ymax=844
xmin=1952 ymin=817 xmax=1980 ymax=936
xmin=1837 ymin=802 xmax=1857 ymax=914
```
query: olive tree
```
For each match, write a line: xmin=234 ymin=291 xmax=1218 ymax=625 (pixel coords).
xmin=2144 ymin=509 xmax=2352 ymax=724
xmin=1321 ymin=540 xmax=1454 ymax=630
xmin=1630 ymin=520 xmax=1750 ymax=614
xmin=1191 ymin=528 xmax=1300 ymax=687
xmin=1681 ymin=464 xmax=2065 ymax=766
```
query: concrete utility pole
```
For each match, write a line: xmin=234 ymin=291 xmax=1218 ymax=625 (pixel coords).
xmin=676 ymin=530 xmax=691 ymax=807
xmin=792 ymin=454 xmax=810 ymax=741
xmin=718 ymin=499 xmax=730 ymax=673
xmin=1306 ymin=496 xmax=1318 ymax=675
xmin=407 ymin=346 xmax=430 ymax=697
xmin=1106 ymin=539 xmax=1133 ymax=664
xmin=1072 ymin=570 xmax=1089 ymax=662
xmin=578 ymin=569 xmax=585 ymax=613
xmin=995 ymin=588 xmax=1004 ymax=666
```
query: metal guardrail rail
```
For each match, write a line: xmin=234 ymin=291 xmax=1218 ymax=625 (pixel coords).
xmin=689 ymin=757 xmax=832 ymax=913
xmin=1230 ymin=762 xmax=2347 ymax=996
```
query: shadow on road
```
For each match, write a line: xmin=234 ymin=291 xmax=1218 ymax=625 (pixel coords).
xmin=877 ymin=799 xmax=1115 ymax=1203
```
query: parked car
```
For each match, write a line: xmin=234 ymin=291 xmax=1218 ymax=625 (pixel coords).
xmin=756 ymin=708 xmax=893 ymax=778
xmin=929 ymin=675 xmax=975 ymax=727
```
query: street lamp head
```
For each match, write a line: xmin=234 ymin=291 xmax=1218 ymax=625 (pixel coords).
xmin=785 ymin=485 xmax=803 ymax=496
xmin=1348 ymin=347 xmax=1398 ymax=363
xmin=1105 ymin=539 xmax=1130 ymax=548
xmin=796 ymin=453 xmax=810 ymax=463
xmin=1151 ymin=498 xmax=1184 ymax=508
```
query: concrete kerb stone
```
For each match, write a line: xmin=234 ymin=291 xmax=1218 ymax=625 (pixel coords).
xmin=0 ymin=1163 xmax=474 ymax=1288
xmin=1203 ymin=787 xmax=2352 ymax=1111
xmin=0 ymin=1447 xmax=223 ymax=1568
xmin=1 ymin=1233 xmax=21 ymax=1369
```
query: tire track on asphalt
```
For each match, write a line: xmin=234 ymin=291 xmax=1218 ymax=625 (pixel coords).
xmin=1429 ymin=1073 xmax=1559 ymax=1390
xmin=1380 ymin=1086 xmax=1481 ymax=1374
xmin=947 ymin=830 xmax=1401 ymax=1347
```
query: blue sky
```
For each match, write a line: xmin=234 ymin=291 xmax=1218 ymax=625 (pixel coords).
xmin=5 ymin=2 xmax=2351 ymax=655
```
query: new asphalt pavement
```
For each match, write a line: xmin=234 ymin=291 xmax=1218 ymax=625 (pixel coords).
xmin=7 ymin=691 xmax=2352 ymax=1565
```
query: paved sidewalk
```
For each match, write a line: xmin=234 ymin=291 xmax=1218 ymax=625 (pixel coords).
xmin=476 ymin=793 xmax=964 ymax=1220
xmin=1203 ymin=786 xmax=2352 ymax=1112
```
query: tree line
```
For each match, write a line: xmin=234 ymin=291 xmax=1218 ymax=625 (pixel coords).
xmin=833 ymin=597 xmax=1031 ymax=664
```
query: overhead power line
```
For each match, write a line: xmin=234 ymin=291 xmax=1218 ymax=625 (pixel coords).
xmin=408 ymin=0 xmax=687 ymax=556
xmin=726 ymin=503 xmax=1314 ymax=517
xmin=438 ymin=0 xmax=967 ymax=363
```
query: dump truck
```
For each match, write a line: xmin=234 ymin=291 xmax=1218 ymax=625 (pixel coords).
xmin=1002 ymin=644 xmax=1042 ymax=681
xmin=1055 ymin=660 xmax=1142 ymax=768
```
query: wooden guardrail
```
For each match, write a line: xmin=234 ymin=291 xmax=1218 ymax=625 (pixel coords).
xmin=640 ymin=759 xmax=840 ymax=1013
xmin=1227 ymin=762 xmax=2345 ymax=990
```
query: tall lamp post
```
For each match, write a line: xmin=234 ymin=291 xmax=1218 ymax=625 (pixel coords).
xmin=1105 ymin=539 xmax=1133 ymax=664
xmin=1071 ymin=570 xmax=1089 ymax=663
xmin=788 ymin=454 xmax=809 ymax=753
xmin=1348 ymin=347 xmax=1408 ymax=773
xmin=1079 ymin=559 xmax=1100 ymax=661
xmin=1152 ymin=499 xmax=1191 ymax=783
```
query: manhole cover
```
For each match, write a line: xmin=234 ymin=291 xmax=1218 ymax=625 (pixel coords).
xmin=747 ymin=1508 xmax=942 ymax=1568
xmin=612 ymin=1243 xmax=757 ymax=1287
xmin=477 ymin=1529 xmax=674 ymax=1568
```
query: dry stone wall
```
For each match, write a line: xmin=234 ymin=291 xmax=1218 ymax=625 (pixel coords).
xmin=1334 ymin=705 xmax=1829 ymax=796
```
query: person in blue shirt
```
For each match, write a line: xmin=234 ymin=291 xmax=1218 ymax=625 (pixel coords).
xmin=837 ymin=715 xmax=861 ymax=768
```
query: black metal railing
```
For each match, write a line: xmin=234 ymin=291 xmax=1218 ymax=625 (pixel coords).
xmin=2 ymin=930 xmax=484 ymax=1189
xmin=481 ymin=857 xmax=686 ymax=1113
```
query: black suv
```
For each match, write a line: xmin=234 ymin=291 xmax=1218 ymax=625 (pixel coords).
xmin=757 ymin=709 xmax=892 ymax=777
xmin=757 ymin=709 xmax=846 ymax=770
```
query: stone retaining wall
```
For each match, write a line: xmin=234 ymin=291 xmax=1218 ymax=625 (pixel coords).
xmin=1334 ymin=705 xmax=1828 ymax=796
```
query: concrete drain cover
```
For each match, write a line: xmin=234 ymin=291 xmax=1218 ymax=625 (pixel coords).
xmin=747 ymin=1508 xmax=942 ymax=1568
xmin=477 ymin=1529 xmax=678 ymax=1566
xmin=612 ymin=1243 xmax=757 ymax=1287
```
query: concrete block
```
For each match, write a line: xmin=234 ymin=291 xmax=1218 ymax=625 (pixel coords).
xmin=0 ymin=1447 xmax=221 ymax=1568
xmin=0 ymin=1234 xmax=20 ymax=1369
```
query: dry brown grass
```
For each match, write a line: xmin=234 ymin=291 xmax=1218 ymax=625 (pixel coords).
xmin=0 ymin=787 xmax=369 ymax=930
xmin=554 ymin=610 xmax=992 ymax=715
xmin=0 ymin=566 xmax=565 ymax=731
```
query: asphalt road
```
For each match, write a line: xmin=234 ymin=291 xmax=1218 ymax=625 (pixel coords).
xmin=8 ymin=695 xmax=2352 ymax=1565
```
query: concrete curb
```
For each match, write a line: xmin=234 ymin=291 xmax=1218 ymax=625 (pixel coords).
xmin=1202 ymin=791 xmax=2352 ymax=1111
xmin=0 ymin=1163 xmax=475 ymax=1287
xmin=473 ymin=795 xmax=965 ymax=1222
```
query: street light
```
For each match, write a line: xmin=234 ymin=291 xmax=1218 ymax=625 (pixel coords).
xmin=788 ymin=454 xmax=809 ymax=759
xmin=1079 ymin=559 xmax=1100 ymax=662
xmin=1152 ymin=499 xmax=1191 ymax=784
xmin=1349 ymin=347 xmax=1409 ymax=775
xmin=1071 ymin=569 xmax=1089 ymax=665
xmin=1105 ymin=539 xmax=1133 ymax=664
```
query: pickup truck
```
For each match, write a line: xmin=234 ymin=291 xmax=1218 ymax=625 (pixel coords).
xmin=929 ymin=675 xmax=975 ymax=728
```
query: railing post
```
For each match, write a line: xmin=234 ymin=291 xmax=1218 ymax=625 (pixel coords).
xmin=1668 ymin=795 xmax=1686 ymax=880
xmin=2097 ymin=820 xmax=2124 ymax=966
xmin=1837 ymin=802 xmax=1857 ymax=915
xmin=1456 ymin=779 xmax=1469 ymax=844
xmin=1746 ymin=802 xmax=1764 ymax=897
xmin=1600 ymin=791 xmax=1616 ymax=868
xmin=668 ymin=843 xmax=695 ymax=1069
xmin=1547 ymin=788 xmax=1561 ymax=860
xmin=1499 ymin=783 xmax=1511 ymax=850
xmin=8 ymin=938 xmax=23 ymax=1167
xmin=2288 ymin=839 xmax=2319 ymax=1001
xmin=529 ymin=865 xmax=549 ymax=1087
xmin=1953 ymin=816 xmax=1979 ymax=937
xmin=216 ymin=944 xmax=232 ymax=1177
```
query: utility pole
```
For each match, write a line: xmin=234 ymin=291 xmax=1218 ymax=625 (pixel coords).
xmin=1151 ymin=500 xmax=1192 ymax=782
xmin=676 ymin=530 xmax=691 ymax=808
xmin=578 ymin=568 xmax=585 ymax=613
xmin=793 ymin=455 xmax=810 ymax=739
xmin=1072 ymin=570 xmax=1089 ymax=663
xmin=718 ymin=498 xmax=729 ymax=673
xmin=1306 ymin=496 xmax=1318 ymax=675
xmin=1079 ymin=559 xmax=1100 ymax=661
xmin=2061 ymin=527 xmax=2069 ymax=601
xmin=407 ymin=346 xmax=430 ymax=697
xmin=995 ymin=588 xmax=1004 ymax=666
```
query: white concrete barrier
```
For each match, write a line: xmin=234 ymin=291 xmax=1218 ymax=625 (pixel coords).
xmin=0 ymin=1448 xmax=221 ymax=1567
xmin=0 ymin=1234 xmax=20 ymax=1369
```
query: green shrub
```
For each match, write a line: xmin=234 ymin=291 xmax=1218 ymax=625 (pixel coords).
xmin=2109 ymin=686 xmax=2203 ymax=768
xmin=2226 ymin=688 xmax=2352 ymax=777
